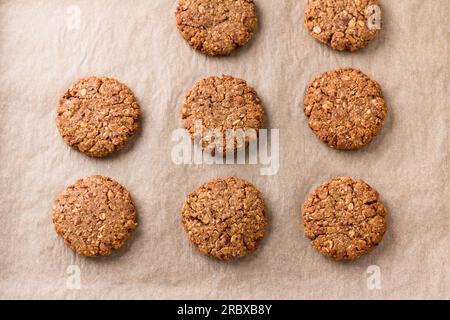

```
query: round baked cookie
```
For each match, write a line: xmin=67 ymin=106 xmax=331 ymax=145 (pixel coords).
xmin=175 ymin=0 xmax=258 ymax=56
xmin=302 ymin=177 xmax=387 ymax=261
xmin=57 ymin=76 xmax=140 ymax=157
xmin=181 ymin=177 xmax=267 ymax=260
xmin=52 ymin=175 xmax=138 ymax=257
xmin=180 ymin=75 xmax=264 ymax=154
xmin=304 ymin=68 xmax=387 ymax=150
xmin=304 ymin=0 xmax=381 ymax=51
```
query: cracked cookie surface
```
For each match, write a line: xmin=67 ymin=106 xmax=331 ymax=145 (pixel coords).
xmin=302 ymin=177 xmax=387 ymax=260
xmin=181 ymin=75 xmax=264 ymax=154
xmin=304 ymin=0 xmax=380 ymax=51
xmin=175 ymin=0 xmax=257 ymax=56
xmin=304 ymin=68 xmax=387 ymax=150
xmin=52 ymin=175 xmax=137 ymax=257
xmin=181 ymin=177 xmax=267 ymax=260
xmin=57 ymin=76 xmax=140 ymax=157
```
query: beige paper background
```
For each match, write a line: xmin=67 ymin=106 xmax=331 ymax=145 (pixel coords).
xmin=0 ymin=0 xmax=449 ymax=299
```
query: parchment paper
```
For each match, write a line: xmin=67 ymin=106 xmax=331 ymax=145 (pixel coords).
xmin=0 ymin=0 xmax=449 ymax=299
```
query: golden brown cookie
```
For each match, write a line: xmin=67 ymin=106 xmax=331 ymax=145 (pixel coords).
xmin=52 ymin=175 xmax=137 ymax=257
xmin=304 ymin=68 xmax=387 ymax=150
xmin=175 ymin=0 xmax=258 ymax=56
xmin=304 ymin=0 xmax=381 ymax=51
xmin=302 ymin=177 xmax=387 ymax=261
xmin=181 ymin=177 xmax=267 ymax=260
xmin=57 ymin=76 xmax=140 ymax=157
xmin=180 ymin=75 xmax=265 ymax=154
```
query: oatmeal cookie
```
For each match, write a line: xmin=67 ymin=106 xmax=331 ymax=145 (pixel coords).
xmin=52 ymin=175 xmax=138 ymax=257
xmin=304 ymin=68 xmax=387 ymax=150
xmin=180 ymin=75 xmax=264 ymax=154
xmin=304 ymin=0 xmax=381 ymax=51
xmin=181 ymin=177 xmax=267 ymax=260
xmin=57 ymin=76 xmax=140 ymax=157
xmin=302 ymin=177 xmax=387 ymax=260
xmin=175 ymin=0 xmax=258 ymax=56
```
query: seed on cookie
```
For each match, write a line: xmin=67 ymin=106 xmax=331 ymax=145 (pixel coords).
xmin=302 ymin=177 xmax=387 ymax=261
xmin=175 ymin=0 xmax=258 ymax=56
xmin=303 ymin=68 xmax=388 ymax=150
xmin=304 ymin=0 xmax=381 ymax=51
xmin=180 ymin=75 xmax=265 ymax=154
xmin=52 ymin=175 xmax=138 ymax=257
xmin=181 ymin=177 xmax=267 ymax=260
xmin=57 ymin=76 xmax=140 ymax=157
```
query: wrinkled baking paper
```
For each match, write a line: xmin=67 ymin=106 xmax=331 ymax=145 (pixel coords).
xmin=0 ymin=0 xmax=448 ymax=299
